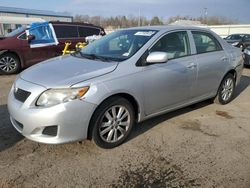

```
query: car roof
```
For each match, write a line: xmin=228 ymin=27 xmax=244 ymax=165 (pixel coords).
xmin=123 ymin=25 xmax=212 ymax=32
xmin=229 ymin=33 xmax=250 ymax=36
xmin=49 ymin=21 xmax=104 ymax=29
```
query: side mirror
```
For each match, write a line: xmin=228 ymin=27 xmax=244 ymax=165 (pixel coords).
xmin=27 ymin=34 xmax=35 ymax=43
xmin=146 ymin=52 xmax=168 ymax=64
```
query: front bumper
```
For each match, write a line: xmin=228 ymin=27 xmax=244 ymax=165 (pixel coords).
xmin=7 ymin=78 xmax=97 ymax=144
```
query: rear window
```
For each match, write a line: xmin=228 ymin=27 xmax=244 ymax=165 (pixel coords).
xmin=192 ymin=31 xmax=222 ymax=54
xmin=243 ymin=35 xmax=250 ymax=41
xmin=78 ymin=26 xmax=101 ymax=37
xmin=53 ymin=25 xmax=78 ymax=38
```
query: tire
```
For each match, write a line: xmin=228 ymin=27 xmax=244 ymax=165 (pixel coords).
xmin=0 ymin=53 xmax=21 ymax=75
xmin=90 ymin=97 xmax=135 ymax=149
xmin=214 ymin=74 xmax=235 ymax=105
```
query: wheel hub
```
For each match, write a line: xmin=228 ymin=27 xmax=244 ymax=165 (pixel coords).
xmin=99 ymin=105 xmax=131 ymax=143
xmin=221 ymin=78 xmax=234 ymax=101
xmin=0 ymin=56 xmax=17 ymax=72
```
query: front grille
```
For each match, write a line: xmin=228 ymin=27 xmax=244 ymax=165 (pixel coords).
xmin=14 ymin=88 xmax=31 ymax=103
xmin=42 ymin=126 xmax=58 ymax=136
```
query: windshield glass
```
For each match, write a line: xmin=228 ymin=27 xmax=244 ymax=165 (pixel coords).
xmin=5 ymin=26 xmax=26 ymax=37
xmin=79 ymin=29 xmax=157 ymax=62
xmin=226 ymin=34 xmax=243 ymax=40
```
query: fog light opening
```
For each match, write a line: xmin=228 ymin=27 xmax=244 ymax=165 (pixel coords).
xmin=42 ymin=126 xmax=58 ymax=136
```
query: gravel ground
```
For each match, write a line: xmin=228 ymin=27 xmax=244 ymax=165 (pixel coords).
xmin=0 ymin=68 xmax=250 ymax=188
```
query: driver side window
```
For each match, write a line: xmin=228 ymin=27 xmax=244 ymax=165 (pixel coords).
xmin=150 ymin=31 xmax=190 ymax=60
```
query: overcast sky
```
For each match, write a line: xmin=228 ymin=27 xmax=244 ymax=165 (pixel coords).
xmin=1 ymin=0 xmax=250 ymax=23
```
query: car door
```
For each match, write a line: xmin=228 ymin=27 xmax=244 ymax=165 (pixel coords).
xmin=190 ymin=31 xmax=227 ymax=100
xmin=19 ymin=32 xmax=56 ymax=67
xmin=142 ymin=31 xmax=197 ymax=115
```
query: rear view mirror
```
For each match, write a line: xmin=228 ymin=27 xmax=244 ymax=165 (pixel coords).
xmin=27 ymin=34 xmax=35 ymax=43
xmin=146 ymin=52 xmax=168 ymax=64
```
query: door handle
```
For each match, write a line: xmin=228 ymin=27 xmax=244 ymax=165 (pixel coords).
xmin=221 ymin=56 xmax=229 ymax=62
xmin=186 ymin=63 xmax=197 ymax=69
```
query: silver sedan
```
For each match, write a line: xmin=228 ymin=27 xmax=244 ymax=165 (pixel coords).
xmin=8 ymin=26 xmax=243 ymax=148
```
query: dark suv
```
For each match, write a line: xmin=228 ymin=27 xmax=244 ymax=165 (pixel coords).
xmin=0 ymin=21 xmax=105 ymax=74
xmin=224 ymin=33 xmax=250 ymax=49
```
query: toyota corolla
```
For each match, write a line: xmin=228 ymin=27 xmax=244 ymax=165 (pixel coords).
xmin=8 ymin=26 xmax=243 ymax=148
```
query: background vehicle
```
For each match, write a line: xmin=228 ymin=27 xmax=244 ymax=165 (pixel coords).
xmin=243 ymin=47 xmax=250 ymax=67
xmin=8 ymin=26 xmax=243 ymax=148
xmin=0 ymin=21 xmax=105 ymax=74
xmin=224 ymin=33 xmax=250 ymax=49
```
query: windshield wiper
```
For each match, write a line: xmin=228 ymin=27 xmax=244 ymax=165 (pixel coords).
xmin=78 ymin=52 xmax=111 ymax=62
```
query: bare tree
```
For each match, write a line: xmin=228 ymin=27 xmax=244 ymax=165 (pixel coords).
xmin=74 ymin=15 xmax=238 ymax=29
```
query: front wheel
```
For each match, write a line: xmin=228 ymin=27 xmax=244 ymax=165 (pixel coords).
xmin=214 ymin=74 xmax=235 ymax=105
xmin=91 ymin=97 xmax=135 ymax=149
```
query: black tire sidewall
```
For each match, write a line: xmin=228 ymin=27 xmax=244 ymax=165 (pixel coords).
xmin=217 ymin=74 xmax=235 ymax=105
xmin=0 ymin=53 xmax=20 ymax=74
xmin=91 ymin=97 xmax=135 ymax=149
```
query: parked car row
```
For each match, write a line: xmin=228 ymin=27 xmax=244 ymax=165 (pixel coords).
xmin=0 ymin=21 xmax=105 ymax=75
xmin=223 ymin=33 xmax=250 ymax=67
xmin=8 ymin=26 xmax=244 ymax=148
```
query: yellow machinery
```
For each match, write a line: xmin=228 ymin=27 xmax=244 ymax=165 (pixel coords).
xmin=62 ymin=42 xmax=87 ymax=55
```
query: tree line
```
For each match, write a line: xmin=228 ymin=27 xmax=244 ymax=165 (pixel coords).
xmin=74 ymin=14 xmax=238 ymax=29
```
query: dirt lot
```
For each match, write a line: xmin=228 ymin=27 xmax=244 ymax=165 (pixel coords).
xmin=0 ymin=68 xmax=250 ymax=188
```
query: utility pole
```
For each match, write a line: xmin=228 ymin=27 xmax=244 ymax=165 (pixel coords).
xmin=204 ymin=8 xmax=208 ymax=25
xmin=138 ymin=8 xmax=141 ymax=26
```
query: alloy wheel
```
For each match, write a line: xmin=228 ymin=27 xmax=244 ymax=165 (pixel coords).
xmin=0 ymin=56 xmax=17 ymax=73
xmin=221 ymin=78 xmax=234 ymax=102
xmin=99 ymin=105 xmax=131 ymax=143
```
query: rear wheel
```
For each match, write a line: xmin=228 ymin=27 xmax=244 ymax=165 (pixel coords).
xmin=0 ymin=53 xmax=20 ymax=74
xmin=214 ymin=74 xmax=235 ymax=105
xmin=91 ymin=97 xmax=135 ymax=149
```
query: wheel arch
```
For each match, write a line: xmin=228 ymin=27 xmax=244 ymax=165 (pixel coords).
xmin=217 ymin=69 xmax=237 ymax=92
xmin=214 ymin=69 xmax=237 ymax=104
xmin=225 ymin=69 xmax=237 ymax=81
xmin=0 ymin=50 xmax=23 ymax=68
xmin=87 ymin=92 xmax=140 ymax=139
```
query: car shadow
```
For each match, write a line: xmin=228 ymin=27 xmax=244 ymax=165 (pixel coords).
xmin=0 ymin=104 xmax=23 ymax=152
xmin=234 ymin=75 xmax=250 ymax=98
xmin=128 ymin=100 xmax=213 ymax=142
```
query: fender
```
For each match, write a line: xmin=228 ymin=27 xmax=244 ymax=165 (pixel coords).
xmin=0 ymin=50 xmax=7 ymax=56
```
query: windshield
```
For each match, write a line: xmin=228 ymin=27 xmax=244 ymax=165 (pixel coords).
xmin=5 ymin=26 xmax=26 ymax=37
xmin=226 ymin=34 xmax=244 ymax=40
xmin=79 ymin=29 xmax=157 ymax=62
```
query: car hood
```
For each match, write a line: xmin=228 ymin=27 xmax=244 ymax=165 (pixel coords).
xmin=20 ymin=55 xmax=118 ymax=88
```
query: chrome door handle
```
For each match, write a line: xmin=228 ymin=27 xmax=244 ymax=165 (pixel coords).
xmin=186 ymin=63 xmax=197 ymax=69
xmin=221 ymin=57 xmax=229 ymax=62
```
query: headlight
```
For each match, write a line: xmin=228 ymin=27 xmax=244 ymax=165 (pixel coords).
xmin=244 ymin=48 xmax=250 ymax=56
xmin=231 ymin=42 xmax=239 ymax=46
xmin=36 ymin=87 xmax=89 ymax=107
